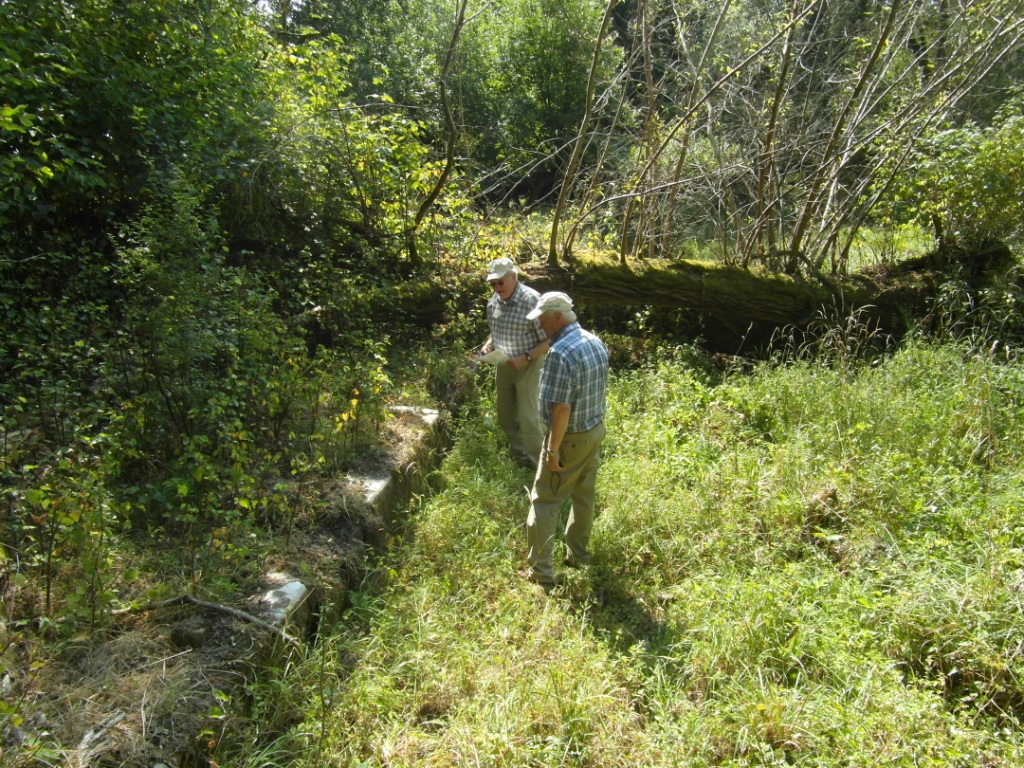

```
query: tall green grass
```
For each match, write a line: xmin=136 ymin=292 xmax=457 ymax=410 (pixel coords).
xmin=234 ymin=340 xmax=1024 ymax=767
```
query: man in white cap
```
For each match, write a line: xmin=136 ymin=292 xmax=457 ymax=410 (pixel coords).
xmin=521 ymin=291 xmax=609 ymax=589
xmin=480 ymin=257 xmax=550 ymax=468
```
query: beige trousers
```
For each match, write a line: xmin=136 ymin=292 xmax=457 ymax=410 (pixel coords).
xmin=495 ymin=355 xmax=544 ymax=467
xmin=526 ymin=420 xmax=606 ymax=584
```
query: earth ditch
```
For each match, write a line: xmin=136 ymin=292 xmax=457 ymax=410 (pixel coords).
xmin=3 ymin=403 xmax=452 ymax=768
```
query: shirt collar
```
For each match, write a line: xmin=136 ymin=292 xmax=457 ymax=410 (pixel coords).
xmin=552 ymin=321 xmax=579 ymax=343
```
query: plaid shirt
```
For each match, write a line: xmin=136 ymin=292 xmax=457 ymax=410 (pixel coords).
xmin=486 ymin=282 xmax=546 ymax=356
xmin=539 ymin=322 xmax=609 ymax=432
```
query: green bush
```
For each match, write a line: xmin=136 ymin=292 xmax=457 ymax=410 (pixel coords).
xmin=885 ymin=102 xmax=1024 ymax=251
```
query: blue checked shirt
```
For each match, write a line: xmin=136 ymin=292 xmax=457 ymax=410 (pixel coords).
xmin=486 ymin=282 xmax=546 ymax=356
xmin=539 ymin=322 xmax=609 ymax=432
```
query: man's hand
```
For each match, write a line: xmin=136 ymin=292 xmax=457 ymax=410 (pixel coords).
xmin=544 ymin=450 xmax=562 ymax=472
xmin=506 ymin=354 xmax=529 ymax=371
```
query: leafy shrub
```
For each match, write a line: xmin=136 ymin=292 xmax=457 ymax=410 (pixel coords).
xmin=885 ymin=102 xmax=1024 ymax=251
xmin=105 ymin=172 xmax=396 ymax=531
xmin=0 ymin=165 xmax=405 ymax=634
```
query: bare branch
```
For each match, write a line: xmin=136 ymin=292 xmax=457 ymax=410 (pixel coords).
xmin=112 ymin=594 xmax=302 ymax=648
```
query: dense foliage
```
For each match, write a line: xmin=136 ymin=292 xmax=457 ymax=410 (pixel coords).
xmin=0 ymin=0 xmax=473 ymax=682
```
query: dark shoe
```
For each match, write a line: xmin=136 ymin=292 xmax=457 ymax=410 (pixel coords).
xmin=563 ymin=557 xmax=588 ymax=569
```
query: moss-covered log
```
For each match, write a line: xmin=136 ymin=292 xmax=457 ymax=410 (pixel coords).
xmin=378 ymin=242 xmax=1014 ymax=355
xmin=525 ymin=260 xmax=915 ymax=353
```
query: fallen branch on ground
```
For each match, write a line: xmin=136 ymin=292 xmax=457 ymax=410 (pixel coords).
xmin=111 ymin=594 xmax=301 ymax=648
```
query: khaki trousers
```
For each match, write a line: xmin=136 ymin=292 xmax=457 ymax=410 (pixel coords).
xmin=495 ymin=355 xmax=544 ymax=467
xmin=526 ymin=420 xmax=606 ymax=583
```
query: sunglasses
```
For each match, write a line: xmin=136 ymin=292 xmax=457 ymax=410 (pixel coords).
xmin=489 ymin=279 xmax=506 ymax=288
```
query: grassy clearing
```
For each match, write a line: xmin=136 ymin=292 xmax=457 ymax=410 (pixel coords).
xmin=236 ymin=340 xmax=1024 ymax=767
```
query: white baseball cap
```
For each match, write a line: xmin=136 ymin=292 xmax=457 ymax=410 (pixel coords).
xmin=526 ymin=291 xmax=573 ymax=319
xmin=486 ymin=257 xmax=517 ymax=281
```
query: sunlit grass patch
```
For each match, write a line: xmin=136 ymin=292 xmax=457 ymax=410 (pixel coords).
xmin=236 ymin=339 xmax=1024 ymax=767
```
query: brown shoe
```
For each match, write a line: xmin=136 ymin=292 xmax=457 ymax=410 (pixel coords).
xmin=518 ymin=568 xmax=558 ymax=589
